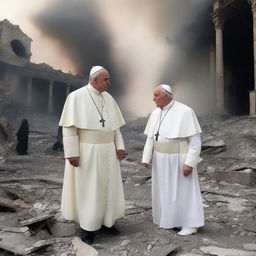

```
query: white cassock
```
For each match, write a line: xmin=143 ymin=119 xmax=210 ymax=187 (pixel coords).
xmin=59 ymin=83 xmax=125 ymax=231
xmin=142 ymin=100 xmax=204 ymax=229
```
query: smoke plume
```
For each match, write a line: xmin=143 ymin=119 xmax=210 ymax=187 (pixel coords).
xmin=33 ymin=0 xmax=213 ymax=117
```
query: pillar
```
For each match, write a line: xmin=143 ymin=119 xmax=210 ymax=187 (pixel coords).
xmin=213 ymin=16 xmax=225 ymax=112
xmin=27 ymin=77 xmax=32 ymax=107
xmin=210 ymin=44 xmax=216 ymax=105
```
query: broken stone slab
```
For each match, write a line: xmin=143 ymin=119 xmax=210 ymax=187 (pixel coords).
xmin=215 ymin=169 xmax=256 ymax=186
xmin=242 ymin=221 xmax=256 ymax=233
xmin=202 ymin=138 xmax=226 ymax=154
xmin=0 ymin=176 xmax=63 ymax=185
xmin=200 ymin=245 xmax=256 ymax=256
xmin=149 ymin=244 xmax=181 ymax=256
xmin=72 ymin=237 xmax=99 ymax=256
xmin=54 ymin=211 xmax=73 ymax=223
xmin=134 ymin=200 xmax=152 ymax=209
xmin=201 ymin=223 xmax=226 ymax=237
xmin=204 ymin=193 xmax=247 ymax=212
xmin=20 ymin=212 xmax=55 ymax=226
xmin=126 ymin=208 xmax=144 ymax=215
xmin=125 ymin=200 xmax=137 ymax=210
xmin=0 ymin=197 xmax=16 ymax=212
xmin=131 ymin=175 xmax=151 ymax=185
xmin=24 ymin=240 xmax=51 ymax=255
xmin=48 ymin=221 xmax=76 ymax=237
xmin=0 ymin=231 xmax=51 ymax=255
xmin=179 ymin=254 xmax=203 ymax=256
xmin=0 ymin=226 xmax=29 ymax=233
xmin=243 ymin=243 xmax=256 ymax=251
xmin=226 ymin=162 xmax=256 ymax=172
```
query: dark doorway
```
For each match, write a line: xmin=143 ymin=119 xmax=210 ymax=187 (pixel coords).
xmin=31 ymin=78 xmax=49 ymax=112
xmin=223 ymin=3 xmax=254 ymax=115
xmin=53 ymin=82 xmax=67 ymax=114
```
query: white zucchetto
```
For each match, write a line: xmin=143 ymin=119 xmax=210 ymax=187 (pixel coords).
xmin=160 ymin=84 xmax=172 ymax=94
xmin=89 ymin=66 xmax=104 ymax=77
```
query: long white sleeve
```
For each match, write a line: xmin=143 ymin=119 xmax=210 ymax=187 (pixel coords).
xmin=114 ymin=128 xmax=125 ymax=150
xmin=184 ymin=133 xmax=202 ymax=168
xmin=142 ymin=136 xmax=154 ymax=163
xmin=62 ymin=127 xmax=80 ymax=158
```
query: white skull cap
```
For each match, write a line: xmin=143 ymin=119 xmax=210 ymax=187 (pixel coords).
xmin=160 ymin=84 xmax=172 ymax=94
xmin=89 ymin=66 xmax=104 ymax=77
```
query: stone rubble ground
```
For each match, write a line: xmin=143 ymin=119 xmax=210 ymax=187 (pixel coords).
xmin=0 ymin=113 xmax=255 ymax=255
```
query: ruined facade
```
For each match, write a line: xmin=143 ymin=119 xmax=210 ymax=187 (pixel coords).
xmin=212 ymin=0 xmax=255 ymax=115
xmin=0 ymin=19 xmax=85 ymax=114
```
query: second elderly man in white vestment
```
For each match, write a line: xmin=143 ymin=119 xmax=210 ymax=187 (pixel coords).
xmin=59 ymin=66 xmax=125 ymax=244
xmin=142 ymin=84 xmax=204 ymax=236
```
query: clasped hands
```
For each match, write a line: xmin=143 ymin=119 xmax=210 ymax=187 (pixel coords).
xmin=67 ymin=149 xmax=125 ymax=167
xmin=142 ymin=162 xmax=193 ymax=177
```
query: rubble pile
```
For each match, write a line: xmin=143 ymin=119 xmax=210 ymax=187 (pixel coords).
xmin=0 ymin=113 xmax=255 ymax=255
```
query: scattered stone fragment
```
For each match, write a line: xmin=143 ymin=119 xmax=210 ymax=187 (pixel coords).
xmin=72 ymin=237 xmax=99 ymax=256
xmin=20 ymin=212 xmax=55 ymax=227
xmin=0 ymin=197 xmax=16 ymax=212
xmin=0 ymin=226 xmax=29 ymax=233
xmin=149 ymin=244 xmax=181 ymax=256
xmin=0 ymin=231 xmax=51 ymax=255
xmin=200 ymin=245 xmax=256 ymax=256
xmin=202 ymin=138 xmax=226 ymax=154
xmin=131 ymin=175 xmax=151 ymax=184
xmin=134 ymin=200 xmax=152 ymax=209
xmin=243 ymin=243 xmax=256 ymax=251
xmin=48 ymin=221 xmax=76 ymax=237
xmin=216 ymin=169 xmax=256 ymax=186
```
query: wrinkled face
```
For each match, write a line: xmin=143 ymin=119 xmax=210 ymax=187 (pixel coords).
xmin=92 ymin=69 xmax=110 ymax=92
xmin=153 ymin=86 xmax=171 ymax=108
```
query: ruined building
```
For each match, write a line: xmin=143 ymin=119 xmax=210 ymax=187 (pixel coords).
xmin=0 ymin=19 xmax=85 ymax=114
xmin=212 ymin=0 xmax=256 ymax=115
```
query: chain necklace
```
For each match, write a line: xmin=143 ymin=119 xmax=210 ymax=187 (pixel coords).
xmin=154 ymin=102 xmax=174 ymax=141
xmin=86 ymin=87 xmax=106 ymax=127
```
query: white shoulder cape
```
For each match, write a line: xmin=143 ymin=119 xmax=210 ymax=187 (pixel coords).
xmin=59 ymin=85 xmax=125 ymax=130
xmin=144 ymin=101 xmax=202 ymax=138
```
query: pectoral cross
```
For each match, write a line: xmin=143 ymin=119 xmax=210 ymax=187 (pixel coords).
xmin=100 ymin=118 xmax=106 ymax=127
xmin=155 ymin=131 xmax=160 ymax=141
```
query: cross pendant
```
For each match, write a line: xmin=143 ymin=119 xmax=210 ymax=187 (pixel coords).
xmin=100 ymin=118 xmax=106 ymax=127
xmin=155 ymin=131 xmax=160 ymax=141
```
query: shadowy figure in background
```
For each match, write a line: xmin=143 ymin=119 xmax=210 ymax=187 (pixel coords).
xmin=52 ymin=126 xmax=63 ymax=151
xmin=16 ymin=119 xmax=29 ymax=155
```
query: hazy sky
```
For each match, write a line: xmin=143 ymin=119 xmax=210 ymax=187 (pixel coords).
xmin=0 ymin=0 xmax=213 ymax=117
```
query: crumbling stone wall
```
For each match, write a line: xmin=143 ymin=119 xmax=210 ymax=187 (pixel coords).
xmin=0 ymin=115 xmax=16 ymax=157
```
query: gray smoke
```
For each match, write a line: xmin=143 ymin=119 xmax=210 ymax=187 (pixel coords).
xmin=32 ymin=0 xmax=123 ymax=96
xmin=32 ymin=0 xmax=213 ymax=116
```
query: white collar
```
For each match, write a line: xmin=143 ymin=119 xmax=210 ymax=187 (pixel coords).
xmin=87 ymin=83 xmax=101 ymax=95
xmin=162 ymin=99 xmax=174 ymax=110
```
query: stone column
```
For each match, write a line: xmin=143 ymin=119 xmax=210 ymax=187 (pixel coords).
xmin=27 ymin=77 xmax=32 ymax=107
xmin=210 ymin=44 xmax=216 ymax=104
xmin=213 ymin=16 xmax=225 ymax=112
xmin=48 ymin=80 xmax=54 ymax=113
xmin=249 ymin=0 xmax=256 ymax=114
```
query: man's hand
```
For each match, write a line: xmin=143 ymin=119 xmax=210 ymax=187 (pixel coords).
xmin=142 ymin=163 xmax=150 ymax=168
xmin=183 ymin=164 xmax=193 ymax=176
xmin=67 ymin=157 xmax=80 ymax=167
xmin=116 ymin=149 xmax=125 ymax=160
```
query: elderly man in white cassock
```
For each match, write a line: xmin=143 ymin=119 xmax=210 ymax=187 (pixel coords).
xmin=59 ymin=66 xmax=125 ymax=244
xmin=142 ymin=84 xmax=204 ymax=236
